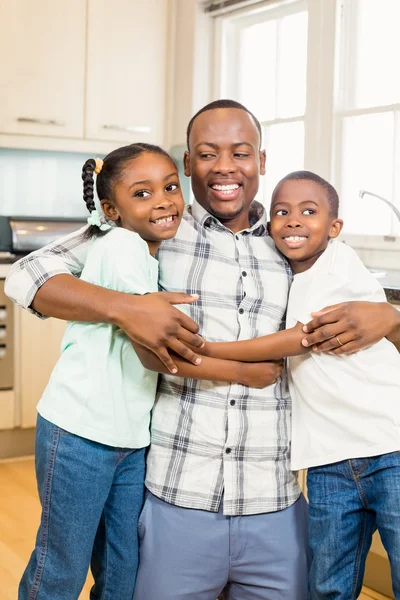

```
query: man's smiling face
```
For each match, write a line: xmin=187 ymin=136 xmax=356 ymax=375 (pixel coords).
xmin=184 ymin=108 xmax=266 ymax=232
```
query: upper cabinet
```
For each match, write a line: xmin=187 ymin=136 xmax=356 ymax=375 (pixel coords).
xmin=0 ymin=0 xmax=86 ymax=139
xmin=86 ymin=0 xmax=168 ymax=145
xmin=0 ymin=0 xmax=170 ymax=152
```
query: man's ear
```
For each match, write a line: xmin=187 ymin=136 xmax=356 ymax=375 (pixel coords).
xmin=259 ymin=149 xmax=266 ymax=175
xmin=100 ymin=199 xmax=119 ymax=223
xmin=184 ymin=151 xmax=191 ymax=177
xmin=329 ymin=218 xmax=344 ymax=239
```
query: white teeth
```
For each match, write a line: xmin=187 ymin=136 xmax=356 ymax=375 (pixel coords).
xmin=284 ymin=236 xmax=306 ymax=242
xmin=212 ymin=184 xmax=240 ymax=192
xmin=154 ymin=216 xmax=174 ymax=224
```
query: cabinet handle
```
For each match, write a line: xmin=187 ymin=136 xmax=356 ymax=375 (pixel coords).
xmin=102 ymin=124 xmax=151 ymax=134
xmin=17 ymin=117 xmax=65 ymax=127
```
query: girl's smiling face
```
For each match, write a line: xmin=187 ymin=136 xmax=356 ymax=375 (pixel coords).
xmin=101 ymin=152 xmax=185 ymax=255
xmin=269 ymin=179 xmax=343 ymax=273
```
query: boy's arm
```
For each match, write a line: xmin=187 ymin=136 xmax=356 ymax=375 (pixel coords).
xmin=133 ymin=344 xmax=283 ymax=388
xmin=198 ymin=322 xmax=308 ymax=362
xmin=5 ymin=228 xmax=204 ymax=372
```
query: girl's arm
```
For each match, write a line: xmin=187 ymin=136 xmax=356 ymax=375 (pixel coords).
xmin=200 ymin=322 xmax=309 ymax=362
xmin=133 ymin=344 xmax=283 ymax=389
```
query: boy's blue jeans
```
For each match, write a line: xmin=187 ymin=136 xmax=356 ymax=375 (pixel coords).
xmin=19 ymin=414 xmax=145 ymax=600
xmin=307 ymin=452 xmax=400 ymax=600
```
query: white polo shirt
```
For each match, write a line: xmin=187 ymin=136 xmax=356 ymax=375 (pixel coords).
xmin=286 ymin=241 xmax=400 ymax=470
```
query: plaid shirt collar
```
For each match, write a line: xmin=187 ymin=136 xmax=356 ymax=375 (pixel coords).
xmin=189 ymin=199 xmax=267 ymax=237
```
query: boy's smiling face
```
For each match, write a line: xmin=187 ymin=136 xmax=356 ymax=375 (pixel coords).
xmin=184 ymin=108 xmax=266 ymax=233
xmin=269 ymin=179 xmax=343 ymax=273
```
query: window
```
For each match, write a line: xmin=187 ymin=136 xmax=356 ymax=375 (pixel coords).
xmin=213 ymin=0 xmax=400 ymax=238
xmin=334 ymin=0 xmax=400 ymax=236
xmin=217 ymin=0 xmax=307 ymax=209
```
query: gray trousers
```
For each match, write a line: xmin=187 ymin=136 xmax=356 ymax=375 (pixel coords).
xmin=133 ymin=491 xmax=310 ymax=600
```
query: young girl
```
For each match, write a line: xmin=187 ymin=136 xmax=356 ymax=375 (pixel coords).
xmin=199 ymin=171 xmax=400 ymax=600
xmin=20 ymin=143 xmax=274 ymax=600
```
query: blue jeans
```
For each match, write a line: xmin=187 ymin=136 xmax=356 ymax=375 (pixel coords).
xmin=133 ymin=491 xmax=310 ymax=600
xmin=307 ymin=452 xmax=400 ymax=600
xmin=19 ymin=414 xmax=145 ymax=600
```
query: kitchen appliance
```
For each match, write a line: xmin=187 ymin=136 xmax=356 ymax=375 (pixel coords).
xmin=0 ymin=215 xmax=85 ymax=391
xmin=0 ymin=280 xmax=13 ymax=390
xmin=0 ymin=216 xmax=86 ymax=262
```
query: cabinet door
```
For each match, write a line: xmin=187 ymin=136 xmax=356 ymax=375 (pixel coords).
xmin=0 ymin=0 xmax=86 ymax=138
xmin=18 ymin=309 xmax=66 ymax=428
xmin=85 ymin=0 xmax=168 ymax=145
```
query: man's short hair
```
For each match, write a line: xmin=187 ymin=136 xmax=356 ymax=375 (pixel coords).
xmin=186 ymin=99 xmax=262 ymax=149
xmin=272 ymin=170 xmax=339 ymax=218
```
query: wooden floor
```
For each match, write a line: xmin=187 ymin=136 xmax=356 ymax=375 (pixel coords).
xmin=0 ymin=457 xmax=391 ymax=600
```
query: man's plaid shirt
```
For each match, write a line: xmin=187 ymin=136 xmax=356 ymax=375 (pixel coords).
xmin=6 ymin=200 xmax=300 ymax=516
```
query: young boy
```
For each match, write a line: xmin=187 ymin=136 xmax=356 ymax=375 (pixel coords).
xmin=200 ymin=170 xmax=400 ymax=600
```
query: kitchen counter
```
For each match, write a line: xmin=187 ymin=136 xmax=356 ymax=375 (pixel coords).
xmin=371 ymin=269 xmax=400 ymax=305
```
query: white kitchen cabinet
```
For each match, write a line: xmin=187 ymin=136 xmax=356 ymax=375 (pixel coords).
xmin=85 ymin=0 xmax=169 ymax=145
xmin=17 ymin=308 xmax=66 ymax=429
xmin=0 ymin=0 xmax=86 ymax=140
xmin=0 ymin=0 xmax=170 ymax=152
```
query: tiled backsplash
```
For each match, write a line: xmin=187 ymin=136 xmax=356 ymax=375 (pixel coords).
xmin=0 ymin=146 xmax=192 ymax=219
xmin=340 ymin=234 xmax=400 ymax=271
xmin=0 ymin=148 xmax=93 ymax=218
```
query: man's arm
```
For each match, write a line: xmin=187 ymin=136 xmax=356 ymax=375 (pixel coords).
xmin=302 ymin=301 xmax=400 ymax=354
xmin=5 ymin=227 xmax=204 ymax=372
xmin=134 ymin=344 xmax=283 ymax=388
xmin=192 ymin=322 xmax=308 ymax=362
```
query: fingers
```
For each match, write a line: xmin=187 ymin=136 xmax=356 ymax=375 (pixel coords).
xmin=153 ymin=347 xmax=179 ymax=374
xmin=307 ymin=330 xmax=361 ymax=354
xmin=301 ymin=323 xmax=340 ymax=347
xmin=303 ymin=304 xmax=347 ymax=333
xmin=159 ymin=292 xmax=200 ymax=305
xmin=177 ymin=326 xmax=205 ymax=349
xmin=168 ymin=339 xmax=202 ymax=366
xmin=309 ymin=304 xmax=341 ymax=319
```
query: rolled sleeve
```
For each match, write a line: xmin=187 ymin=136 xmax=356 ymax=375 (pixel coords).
xmin=5 ymin=225 xmax=91 ymax=317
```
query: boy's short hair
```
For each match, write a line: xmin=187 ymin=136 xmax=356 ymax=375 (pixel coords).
xmin=272 ymin=170 xmax=339 ymax=218
xmin=186 ymin=99 xmax=262 ymax=150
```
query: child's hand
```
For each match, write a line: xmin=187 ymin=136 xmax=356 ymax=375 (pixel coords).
xmin=238 ymin=360 xmax=283 ymax=388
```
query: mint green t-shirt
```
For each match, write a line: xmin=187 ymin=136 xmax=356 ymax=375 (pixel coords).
xmin=37 ymin=227 xmax=159 ymax=448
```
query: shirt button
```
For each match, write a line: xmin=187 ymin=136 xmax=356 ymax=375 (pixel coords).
xmin=242 ymin=271 xmax=247 ymax=277
xmin=225 ymin=447 xmax=232 ymax=454
xmin=238 ymin=308 xmax=244 ymax=314
xmin=235 ymin=235 xmax=239 ymax=240
xmin=230 ymin=400 xmax=236 ymax=406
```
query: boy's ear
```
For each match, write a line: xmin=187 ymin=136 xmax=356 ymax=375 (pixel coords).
xmin=100 ymin=199 xmax=119 ymax=223
xmin=259 ymin=149 xmax=266 ymax=175
xmin=183 ymin=151 xmax=191 ymax=177
xmin=329 ymin=218 xmax=344 ymax=239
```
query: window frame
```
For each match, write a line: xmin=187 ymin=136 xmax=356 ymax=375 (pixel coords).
xmin=211 ymin=0 xmax=400 ymax=248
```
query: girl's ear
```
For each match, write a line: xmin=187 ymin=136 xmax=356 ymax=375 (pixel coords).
xmin=329 ymin=218 xmax=344 ymax=239
xmin=100 ymin=199 xmax=119 ymax=223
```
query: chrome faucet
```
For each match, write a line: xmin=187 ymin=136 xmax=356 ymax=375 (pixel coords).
xmin=359 ymin=190 xmax=400 ymax=226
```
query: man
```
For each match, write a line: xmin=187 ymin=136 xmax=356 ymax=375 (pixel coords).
xmin=6 ymin=100 xmax=400 ymax=599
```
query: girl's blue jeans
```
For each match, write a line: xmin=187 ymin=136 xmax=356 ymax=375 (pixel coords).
xmin=19 ymin=414 xmax=145 ymax=600
xmin=307 ymin=451 xmax=400 ymax=600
